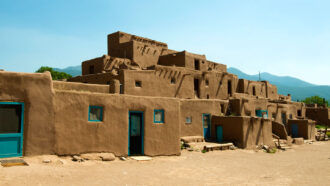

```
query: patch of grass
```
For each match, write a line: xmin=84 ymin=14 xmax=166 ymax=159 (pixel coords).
xmin=201 ymin=149 xmax=207 ymax=153
xmin=316 ymin=125 xmax=327 ymax=129
xmin=266 ymin=148 xmax=277 ymax=154
xmin=327 ymin=132 xmax=330 ymax=138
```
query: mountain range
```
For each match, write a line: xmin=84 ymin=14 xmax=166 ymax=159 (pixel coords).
xmin=54 ymin=65 xmax=330 ymax=102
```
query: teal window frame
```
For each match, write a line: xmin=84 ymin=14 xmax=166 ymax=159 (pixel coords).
xmin=88 ymin=106 xmax=103 ymax=122
xmin=153 ymin=109 xmax=164 ymax=124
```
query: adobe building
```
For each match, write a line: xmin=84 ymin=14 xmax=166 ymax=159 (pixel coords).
xmin=0 ymin=31 xmax=317 ymax=158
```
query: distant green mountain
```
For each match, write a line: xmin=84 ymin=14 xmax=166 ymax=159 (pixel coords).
xmin=54 ymin=66 xmax=81 ymax=77
xmin=228 ymin=67 xmax=330 ymax=101
xmin=54 ymin=65 xmax=330 ymax=101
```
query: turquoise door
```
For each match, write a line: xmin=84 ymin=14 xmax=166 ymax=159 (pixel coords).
xmin=291 ymin=124 xmax=298 ymax=138
xmin=216 ymin=126 xmax=223 ymax=143
xmin=128 ymin=111 xmax=144 ymax=156
xmin=202 ymin=114 xmax=211 ymax=139
xmin=0 ymin=102 xmax=24 ymax=158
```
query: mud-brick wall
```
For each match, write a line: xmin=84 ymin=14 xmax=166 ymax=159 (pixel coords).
xmin=54 ymin=91 xmax=181 ymax=156
xmin=0 ymin=71 xmax=55 ymax=155
xmin=180 ymin=100 xmax=226 ymax=137
xmin=211 ymin=116 xmax=273 ymax=149
xmin=287 ymin=119 xmax=315 ymax=140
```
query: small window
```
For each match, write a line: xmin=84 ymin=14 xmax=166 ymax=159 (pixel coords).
xmin=272 ymin=113 xmax=276 ymax=119
xmin=289 ymin=114 xmax=293 ymax=119
xmin=171 ymin=78 xmax=176 ymax=84
xmin=120 ymin=84 xmax=123 ymax=94
xmin=206 ymin=94 xmax=209 ymax=99
xmin=88 ymin=106 xmax=103 ymax=122
xmin=106 ymin=81 xmax=110 ymax=85
xmin=135 ymin=81 xmax=142 ymax=87
xmin=154 ymin=109 xmax=164 ymax=123
xmin=205 ymin=79 xmax=209 ymax=86
xmin=185 ymin=116 xmax=192 ymax=124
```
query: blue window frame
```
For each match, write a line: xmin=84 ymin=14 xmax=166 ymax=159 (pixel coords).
xmin=154 ymin=109 xmax=164 ymax=123
xmin=88 ymin=106 xmax=103 ymax=122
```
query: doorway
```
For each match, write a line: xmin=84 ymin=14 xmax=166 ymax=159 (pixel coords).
xmin=216 ymin=126 xmax=223 ymax=143
xmin=0 ymin=102 xmax=24 ymax=158
xmin=128 ymin=111 xmax=144 ymax=155
xmin=202 ymin=114 xmax=211 ymax=140
xmin=291 ymin=124 xmax=298 ymax=138
xmin=194 ymin=78 xmax=200 ymax=98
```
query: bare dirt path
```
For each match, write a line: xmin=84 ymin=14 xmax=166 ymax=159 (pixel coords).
xmin=1 ymin=141 xmax=330 ymax=186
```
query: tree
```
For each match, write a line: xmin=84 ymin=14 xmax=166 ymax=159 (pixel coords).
xmin=35 ymin=66 xmax=72 ymax=80
xmin=302 ymin=96 xmax=329 ymax=107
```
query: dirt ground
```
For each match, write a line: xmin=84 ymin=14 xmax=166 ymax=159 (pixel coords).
xmin=1 ymin=141 xmax=330 ymax=186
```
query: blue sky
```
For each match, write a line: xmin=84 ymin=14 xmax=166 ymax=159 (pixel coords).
xmin=0 ymin=0 xmax=329 ymax=85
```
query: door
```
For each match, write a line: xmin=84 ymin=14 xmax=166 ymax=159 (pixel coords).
xmin=203 ymin=114 xmax=211 ymax=140
xmin=291 ymin=124 xmax=298 ymax=138
xmin=0 ymin=102 xmax=24 ymax=158
xmin=216 ymin=126 xmax=223 ymax=143
xmin=128 ymin=111 xmax=144 ymax=156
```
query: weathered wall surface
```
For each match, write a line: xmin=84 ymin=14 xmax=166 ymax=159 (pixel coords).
xmin=122 ymin=69 xmax=194 ymax=99
xmin=53 ymin=81 xmax=109 ymax=93
xmin=306 ymin=108 xmax=330 ymax=126
xmin=179 ymin=100 xmax=227 ymax=137
xmin=0 ymin=71 xmax=55 ymax=155
xmin=211 ymin=116 xmax=273 ymax=149
xmin=288 ymin=119 xmax=316 ymax=140
xmin=54 ymin=91 xmax=181 ymax=156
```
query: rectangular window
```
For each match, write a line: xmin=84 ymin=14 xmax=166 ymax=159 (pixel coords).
xmin=0 ymin=104 xmax=22 ymax=133
xmin=88 ymin=106 xmax=103 ymax=122
xmin=154 ymin=109 xmax=164 ymax=123
xmin=135 ymin=81 xmax=142 ymax=87
xmin=120 ymin=84 xmax=123 ymax=94
xmin=185 ymin=116 xmax=192 ymax=124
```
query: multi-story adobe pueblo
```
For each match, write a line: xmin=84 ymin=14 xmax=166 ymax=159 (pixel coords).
xmin=0 ymin=31 xmax=325 ymax=159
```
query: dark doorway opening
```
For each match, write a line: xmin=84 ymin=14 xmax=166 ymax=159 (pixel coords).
xmin=89 ymin=65 xmax=94 ymax=74
xmin=252 ymin=86 xmax=256 ymax=96
xmin=194 ymin=59 xmax=200 ymax=70
xmin=194 ymin=78 xmax=200 ymax=98
xmin=129 ymin=111 xmax=144 ymax=155
xmin=297 ymin=110 xmax=302 ymax=117
xmin=227 ymin=80 xmax=232 ymax=96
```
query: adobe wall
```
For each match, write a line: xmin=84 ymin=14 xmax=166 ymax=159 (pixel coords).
xmin=179 ymin=99 xmax=227 ymax=137
xmin=108 ymin=32 xmax=168 ymax=68
xmin=237 ymin=79 xmax=267 ymax=98
xmin=287 ymin=119 xmax=316 ymax=140
xmin=69 ymin=72 xmax=116 ymax=85
xmin=54 ymin=91 xmax=181 ymax=156
xmin=268 ymin=102 xmax=301 ymax=125
xmin=122 ymin=69 xmax=194 ymax=99
xmin=211 ymin=116 xmax=273 ymax=149
xmin=82 ymin=56 xmax=107 ymax=75
xmin=0 ymin=71 xmax=55 ymax=155
xmin=306 ymin=107 xmax=330 ymax=126
xmin=211 ymin=116 xmax=244 ymax=146
xmin=53 ymin=81 xmax=109 ymax=93
xmin=229 ymin=97 xmax=268 ymax=116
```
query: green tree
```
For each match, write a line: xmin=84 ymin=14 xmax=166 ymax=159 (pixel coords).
xmin=35 ymin=66 xmax=72 ymax=80
xmin=302 ymin=96 xmax=329 ymax=107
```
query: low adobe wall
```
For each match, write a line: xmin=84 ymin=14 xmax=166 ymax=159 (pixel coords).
xmin=287 ymin=119 xmax=316 ymax=140
xmin=0 ymin=71 xmax=55 ymax=155
xmin=211 ymin=116 xmax=274 ymax=149
xmin=54 ymin=91 xmax=181 ymax=156
xmin=53 ymin=81 xmax=109 ymax=93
